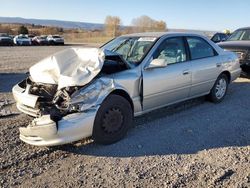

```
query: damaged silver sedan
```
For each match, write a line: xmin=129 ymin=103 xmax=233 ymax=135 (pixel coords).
xmin=13 ymin=32 xmax=241 ymax=146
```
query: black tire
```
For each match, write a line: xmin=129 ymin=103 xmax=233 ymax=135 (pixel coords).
xmin=92 ymin=94 xmax=133 ymax=145
xmin=208 ymin=74 xmax=229 ymax=103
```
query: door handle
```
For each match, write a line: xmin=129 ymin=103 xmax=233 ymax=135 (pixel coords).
xmin=216 ymin=63 xmax=222 ymax=67
xmin=182 ymin=70 xmax=190 ymax=75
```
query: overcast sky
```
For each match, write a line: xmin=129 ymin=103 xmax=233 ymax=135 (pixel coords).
xmin=1 ymin=0 xmax=249 ymax=31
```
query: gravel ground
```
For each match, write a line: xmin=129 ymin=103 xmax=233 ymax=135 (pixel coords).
xmin=0 ymin=46 xmax=249 ymax=187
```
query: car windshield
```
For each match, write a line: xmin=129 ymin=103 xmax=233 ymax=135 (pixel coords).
xmin=227 ymin=29 xmax=250 ymax=41
xmin=53 ymin=36 xmax=61 ymax=38
xmin=102 ymin=36 xmax=157 ymax=64
xmin=21 ymin=36 xmax=28 ymax=39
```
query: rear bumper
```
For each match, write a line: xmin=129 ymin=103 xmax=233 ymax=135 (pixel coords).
xmin=49 ymin=40 xmax=64 ymax=45
xmin=54 ymin=41 xmax=64 ymax=45
xmin=20 ymin=109 xmax=98 ymax=146
xmin=17 ymin=41 xmax=31 ymax=45
xmin=231 ymin=68 xmax=242 ymax=82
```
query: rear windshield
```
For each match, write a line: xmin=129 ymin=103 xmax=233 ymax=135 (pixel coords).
xmin=227 ymin=29 xmax=250 ymax=41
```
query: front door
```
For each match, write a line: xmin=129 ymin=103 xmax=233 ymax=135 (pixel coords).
xmin=142 ymin=37 xmax=192 ymax=111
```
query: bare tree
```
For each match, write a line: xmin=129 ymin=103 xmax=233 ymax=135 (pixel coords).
xmin=18 ymin=25 xmax=29 ymax=34
xmin=104 ymin=16 xmax=121 ymax=37
xmin=155 ymin=20 xmax=167 ymax=31
xmin=132 ymin=15 xmax=167 ymax=32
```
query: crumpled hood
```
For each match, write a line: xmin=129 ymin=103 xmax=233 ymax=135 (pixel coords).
xmin=29 ymin=48 xmax=105 ymax=89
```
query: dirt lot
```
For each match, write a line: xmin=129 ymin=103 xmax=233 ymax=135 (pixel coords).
xmin=0 ymin=46 xmax=249 ymax=188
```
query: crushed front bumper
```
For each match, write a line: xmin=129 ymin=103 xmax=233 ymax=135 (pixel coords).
xmin=13 ymin=82 xmax=98 ymax=146
xmin=19 ymin=109 xmax=98 ymax=146
xmin=12 ymin=82 xmax=39 ymax=117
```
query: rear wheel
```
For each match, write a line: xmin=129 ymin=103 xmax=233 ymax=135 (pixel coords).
xmin=92 ymin=94 xmax=133 ymax=145
xmin=208 ymin=74 xmax=229 ymax=103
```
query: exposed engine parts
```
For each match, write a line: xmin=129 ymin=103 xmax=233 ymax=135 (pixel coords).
xmin=21 ymin=76 xmax=115 ymax=123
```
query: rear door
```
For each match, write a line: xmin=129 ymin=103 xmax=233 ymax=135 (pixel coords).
xmin=142 ymin=37 xmax=192 ymax=111
xmin=186 ymin=36 xmax=222 ymax=97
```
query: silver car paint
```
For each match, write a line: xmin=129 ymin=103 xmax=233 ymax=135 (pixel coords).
xmin=113 ymin=33 xmax=240 ymax=115
xmin=13 ymin=32 xmax=241 ymax=146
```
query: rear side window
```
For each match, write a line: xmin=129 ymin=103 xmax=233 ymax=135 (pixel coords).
xmin=187 ymin=37 xmax=216 ymax=60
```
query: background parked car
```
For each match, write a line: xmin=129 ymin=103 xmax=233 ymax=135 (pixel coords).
xmin=218 ymin=27 xmax=250 ymax=73
xmin=13 ymin=35 xmax=32 ymax=46
xmin=0 ymin=33 xmax=13 ymax=46
xmin=32 ymin=35 xmax=48 ymax=45
xmin=211 ymin=32 xmax=230 ymax=43
xmin=47 ymin=35 xmax=64 ymax=45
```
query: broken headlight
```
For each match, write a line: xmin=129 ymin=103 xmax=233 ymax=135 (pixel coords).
xmin=69 ymin=79 xmax=113 ymax=112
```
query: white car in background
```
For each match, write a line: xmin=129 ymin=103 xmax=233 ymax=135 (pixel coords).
xmin=13 ymin=35 xmax=32 ymax=46
xmin=47 ymin=35 xmax=64 ymax=45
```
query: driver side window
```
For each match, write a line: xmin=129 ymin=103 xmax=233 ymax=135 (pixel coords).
xmin=153 ymin=37 xmax=187 ymax=65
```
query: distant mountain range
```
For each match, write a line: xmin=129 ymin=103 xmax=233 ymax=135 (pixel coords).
xmin=0 ymin=16 xmax=216 ymax=35
xmin=0 ymin=16 xmax=104 ymax=30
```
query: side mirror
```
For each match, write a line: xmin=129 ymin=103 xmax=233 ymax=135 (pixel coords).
xmin=145 ymin=59 xmax=168 ymax=70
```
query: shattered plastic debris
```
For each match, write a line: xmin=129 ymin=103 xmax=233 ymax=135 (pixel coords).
xmin=0 ymin=99 xmax=20 ymax=117
xmin=0 ymin=99 xmax=14 ymax=107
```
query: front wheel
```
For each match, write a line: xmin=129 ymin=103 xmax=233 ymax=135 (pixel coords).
xmin=92 ymin=94 xmax=133 ymax=145
xmin=208 ymin=74 xmax=229 ymax=103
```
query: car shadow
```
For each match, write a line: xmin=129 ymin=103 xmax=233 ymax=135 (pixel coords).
xmin=58 ymin=80 xmax=250 ymax=157
xmin=0 ymin=73 xmax=27 ymax=93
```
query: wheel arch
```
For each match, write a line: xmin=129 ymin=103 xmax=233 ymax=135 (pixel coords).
xmin=220 ymin=71 xmax=231 ymax=82
xmin=109 ymin=89 xmax=134 ymax=113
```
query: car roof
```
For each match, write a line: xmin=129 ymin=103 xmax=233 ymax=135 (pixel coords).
xmin=214 ymin=32 xmax=227 ymax=34
xmin=121 ymin=32 xmax=205 ymax=38
xmin=236 ymin=27 xmax=250 ymax=30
